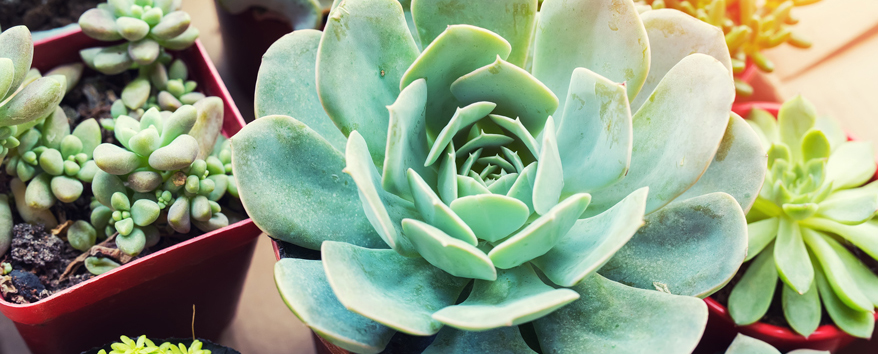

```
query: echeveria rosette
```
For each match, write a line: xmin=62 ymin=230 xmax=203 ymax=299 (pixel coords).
xmin=728 ymin=96 xmax=878 ymax=338
xmin=232 ymin=0 xmax=765 ymax=352
xmin=725 ymin=334 xmax=828 ymax=354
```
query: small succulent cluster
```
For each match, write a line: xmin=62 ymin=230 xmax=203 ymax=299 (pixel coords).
xmin=728 ymin=96 xmax=878 ymax=338
xmin=91 ymin=98 xmax=229 ymax=257
xmin=78 ymin=0 xmax=199 ymax=75
xmin=725 ymin=334 xmax=828 ymax=354
xmin=97 ymin=335 xmax=211 ymax=354
xmin=637 ymin=0 xmax=819 ymax=96
xmin=233 ymin=0 xmax=768 ymax=352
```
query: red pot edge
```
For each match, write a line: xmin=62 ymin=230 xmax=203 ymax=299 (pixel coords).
xmin=706 ymin=101 xmax=878 ymax=344
xmin=0 ymin=29 xmax=257 ymax=322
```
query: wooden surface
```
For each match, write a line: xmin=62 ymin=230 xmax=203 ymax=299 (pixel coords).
xmin=2 ymin=0 xmax=878 ymax=353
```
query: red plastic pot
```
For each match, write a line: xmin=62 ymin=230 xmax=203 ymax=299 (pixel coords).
xmin=694 ymin=102 xmax=878 ymax=353
xmin=0 ymin=29 xmax=261 ymax=354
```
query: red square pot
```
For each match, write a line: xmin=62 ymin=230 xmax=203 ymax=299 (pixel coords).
xmin=694 ymin=102 xmax=878 ymax=353
xmin=0 ymin=29 xmax=260 ymax=354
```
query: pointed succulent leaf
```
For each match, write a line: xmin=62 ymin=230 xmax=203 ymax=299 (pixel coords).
xmin=825 ymin=141 xmax=876 ymax=191
xmin=422 ymin=326 xmax=535 ymax=354
xmin=382 ymin=78 xmax=434 ymax=200
xmin=532 ymin=187 xmax=647 ymax=287
xmin=488 ymin=193 xmax=591 ymax=269
xmin=231 ymin=116 xmax=385 ymax=250
xmin=68 ymin=220 xmax=97 ymax=252
xmin=487 ymin=114 xmax=539 ymax=159
xmin=317 ymin=0 xmax=419 ymax=166
xmin=0 ymin=76 xmax=65 ymax=127
xmin=400 ymin=218 xmax=496 ymax=281
xmin=255 ymin=30 xmax=347 ymax=152
xmin=51 ymin=175 xmax=84 ymax=203
xmin=128 ymin=126 xmax=162 ymax=157
xmin=506 ymin=162 xmax=536 ymax=213
xmin=817 ymin=187 xmax=878 ymax=225
xmin=160 ymin=105 xmax=197 ymax=145
xmin=122 ymin=77 xmax=151 ymax=110
xmin=400 ymin=24 xmax=511 ymax=138
xmin=801 ymin=228 xmax=873 ymax=312
xmin=149 ymin=134 xmax=198 ymax=171
xmin=821 ymin=232 xmax=878 ymax=307
xmin=531 ymin=116 xmax=564 ymax=215
xmin=322 ymin=241 xmax=469 ymax=336
xmin=803 ymin=218 xmax=878 ymax=260
xmin=0 ymin=26 xmax=34 ymax=98
xmin=40 ymin=106 xmax=70 ymax=150
xmin=275 ymin=258 xmax=394 ymax=354
xmin=586 ymin=54 xmax=734 ymax=216
xmin=782 ymin=281 xmax=821 ymax=337
xmin=94 ymin=143 xmax=141 ymax=175
xmin=189 ymin=97 xmax=225 ymax=160
xmin=534 ymin=274 xmax=707 ymax=354
xmin=633 ymin=8 xmax=732 ymax=111
xmin=534 ymin=0 xmax=649 ymax=105
xmin=746 ymin=217 xmax=780 ymax=262
xmin=556 ymin=67 xmax=632 ymax=195
xmin=774 ymin=217 xmax=814 ymax=294
xmin=814 ymin=262 xmax=875 ymax=339
xmin=729 ymin=244 xmax=778 ymax=325
xmin=777 ymin=95 xmax=817 ymax=162
xmin=407 ymin=168 xmax=478 ymax=245
xmin=600 ymin=192 xmax=746 ymax=297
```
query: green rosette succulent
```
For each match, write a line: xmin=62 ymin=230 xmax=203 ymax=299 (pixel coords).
xmin=728 ymin=96 xmax=878 ymax=338
xmin=725 ymin=334 xmax=828 ymax=354
xmin=78 ymin=0 xmax=200 ymax=75
xmin=232 ymin=0 xmax=767 ymax=352
xmin=96 ymin=335 xmax=212 ymax=354
xmin=91 ymin=99 xmax=229 ymax=256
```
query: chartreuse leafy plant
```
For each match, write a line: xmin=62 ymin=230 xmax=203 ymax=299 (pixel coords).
xmin=725 ymin=334 xmax=828 ymax=354
xmin=232 ymin=0 xmax=767 ymax=352
xmin=91 ymin=98 xmax=229 ymax=257
xmin=96 ymin=335 xmax=211 ymax=354
xmin=78 ymin=0 xmax=199 ymax=75
xmin=728 ymin=96 xmax=878 ymax=338
xmin=637 ymin=0 xmax=819 ymax=96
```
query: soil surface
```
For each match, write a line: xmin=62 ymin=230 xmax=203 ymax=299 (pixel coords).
xmin=0 ymin=0 xmax=103 ymax=32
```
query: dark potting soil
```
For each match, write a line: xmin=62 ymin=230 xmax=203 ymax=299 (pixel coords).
xmin=0 ymin=0 xmax=103 ymax=32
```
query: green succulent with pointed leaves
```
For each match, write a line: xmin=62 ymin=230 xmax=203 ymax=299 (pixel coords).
xmin=79 ymin=0 xmax=200 ymax=75
xmin=96 ymin=335 xmax=212 ymax=354
xmin=725 ymin=334 xmax=828 ymax=354
xmin=232 ymin=0 xmax=767 ymax=352
xmin=729 ymin=96 xmax=878 ymax=338
xmin=90 ymin=99 xmax=230 ymax=257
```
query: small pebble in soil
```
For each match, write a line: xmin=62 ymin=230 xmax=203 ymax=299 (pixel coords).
xmin=9 ymin=270 xmax=46 ymax=302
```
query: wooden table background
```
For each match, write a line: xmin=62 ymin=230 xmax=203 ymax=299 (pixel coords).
xmin=2 ymin=0 xmax=877 ymax=352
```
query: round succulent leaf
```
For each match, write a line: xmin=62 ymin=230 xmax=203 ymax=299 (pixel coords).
xmin=321 ymin=241 xmax=469 ymax=336
xmin=746 ymin=217 xmax=780 ymax=262
xmin=275 ymin=258 xmax=394 ymax=354
xmin=600 ymin=192 xmax=747 ymax=297
xmin=50 ymin=175 xmax=84 ymax=203
xmin=92 ymin=170 xmax=127 ymax=206
xmin=39 ymin=148 xmax=64 ymax=176
xmin=94 ymin=143 xmax=141 ymax=175
xmin=400 ymin=218 xmax=496 ymax=281
xmin=190 ymin=195 xmax=212 ymax=222
xmin=777 ymin=95 xmax=817 ymax=162
xmin=532 ymin=116 xmax=563 ymax=215
xmin=450 ymin=57 xmax=558 ymax=136
xmin=422 ymin=326 xmax=535 ymax=354
xmin=400 ymin=24 xmax=511 ymax=139
xmin=407 ymin=168 xmax=478 ymax=245
xmin=114 ymin=115 xmax=141 ymax=150
xmin=802 ymin=129 xmax=831 ymax=162
xmin=60 ymin=135 xmax=84 ymax=159
xmin=255 ymin=30 xmax=346 ymax=152
xmin=155 ymin=26 xmax=199 ymax=50
xmin=127 ymin=39 xmax=160 ymax=66
xmin=728 ymin=244 xmax=778 ymax=325
xmin=10 ymin=178 xmax=57 ymax=228
xmin=344 ymin=131 xmax=420 ymax=255
xmin=317 ymin=0 xmax=419 ymax=167
xmin=207 ymin=174 xmax=228 ymax=201
xmin=150 ymin=11 xmax=191 ymax=40
xmin=555 ymin=67 xmax=632 ymax=195
xmin=488 ymin=193 xmax=591 ymax=269
xmin=674 ymin=113 xmax=767 ymax=214
xmin=122 ymin=78 xmax=151 ymax=110
xmin=825 ymin=141 xmax=877 ymax=191
xmin=0 ymin=76 xmax=65 ymax=127
xmin=449 ymin=194 xmax=529 ymax=242
xmin=128 ymin=127 xmax=162 ymax=158
xmin=632 ymin=9 xmax=732 ymax=111
xmin=0 ymin=26 xmax=33 ymax=101
xmin=93 ymin=44 xmax=133 ymax=75
xmin=410 ymin=0 xmax=536 ymax=67
xmin=148 ymin=134 xmax=198 ymax=171
xmin=230 ymin=116 xmax=385 ymax=250
xmin=814 ymin=262 xmax=876 ymax=339
xmin=773 ymin=217 xmax=814 ymax=294
xmin=116 ymin=17 xmax=150 ymax=41
xmin=585 ymin=54 xmax=734 ymax=216
xmin=189 ymin=97 xmax=224 ymax=159
xmin=179 ymin=92 xmax=205 ymax=105
xmin=534 ymin=273 xmax=707 ymax=354
xmin=85 ymin=257 xmax=120 ymax=275
xmin=782 ymin=281 xmax=821 ymax=337
xmin=724 ymin=334 xmax=781 ymax=354
xmin=191 ymin=211 xmax=230 ymax=232
xmin=116 ymin=226 xmax=146 ymax=256
xmin=533 ymin=0 xmax=649 ymax=106
xmin=532 ymin=187 xmax=647 ymax=287
xmin=77 ymin=160 xmax=99 ymax=183
xmin=801 ymin=228 xmax=872 ymax=312
xmin=457 ymin=174 xmax=491 ymax=198
xmin=433 ymin=264 xmax=578 ymax=331
xmin=167 ymin=196 xmax=191 ymax=233
xmin=160 ymin=104 xmax=197 ymax=145
xmin=68 ymin=220 xmax=97 ymax=252
xmin=817 ymin=186 xmax=878 ymax=225
xmin=382 ymin=78 xmax=436 ymax=200
xmin=127 ymin=171 xmax=161 ymax=193
xmin=131 ymin=199 xmax=161 ymax=226
xmin=25 ymin=173 xmax=56 ymax=209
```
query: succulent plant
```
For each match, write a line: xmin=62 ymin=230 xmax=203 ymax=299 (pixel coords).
xmin=724 ymin=334 xmax=828 ymax=354
xmin=233 ymin=0 xmax=767 ymax=352
xmin=728 ymin=96 xmax=878 ymax=338
xmin=0 ymin=26 xmax=68 ymax=158
xmin=96 ymin=335 xmax=211 ymax=354
xmin=91 ymin=99 xmax=229 ymax=256
xmin=79 ymin=0 xmax=200 ymax=75
xmin=0 ymin=195 xmax=11 ymax=258
xmin=637 ymin=0 xmax=819 ymax=96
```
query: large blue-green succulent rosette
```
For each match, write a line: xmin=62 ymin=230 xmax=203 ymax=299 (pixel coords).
xmin=231 ymin=0 xmax=767 ymax=352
